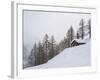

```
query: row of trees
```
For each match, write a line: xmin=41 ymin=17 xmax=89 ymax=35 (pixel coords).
xmin=26 ymin=18 xmax=91 ymax=68
xmin=28 ymin=34 xmax=58 ymax=66
xmin=77 ymin=19 xmax=91 ymax=39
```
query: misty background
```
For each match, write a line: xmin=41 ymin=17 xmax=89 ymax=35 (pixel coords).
xmin=23 ymin=10 xmax=90 ymax=55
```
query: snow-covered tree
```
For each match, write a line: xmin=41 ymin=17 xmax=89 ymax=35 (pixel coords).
xmin=33 ymin=43 xmax=38 ymax=65
xmin=28 ymin=46 xmax=35 ymax=66
xmin=76 ymin=32 xmax=79 ymax=39
xmin=88 ymin=19 xmax=91 ymax=38
xmin=79 ymin=19 xmax=85 ymax=39
xmin=59 ymin=40 xmax=65 ymax=51
xmin=37 ymin=42 xmax=44 ymax=64
xmin=49 ymin=36 xmax=56 ymax=59
xmin=43 ymin=34 xmax=50 ymax=62
xmin=23 ymin=45 xmax=29 ymax=68
xmin=55 ymin=44 xmax=60 ymax=55
xmin=67 ymin=26 xmax=75 ymax=47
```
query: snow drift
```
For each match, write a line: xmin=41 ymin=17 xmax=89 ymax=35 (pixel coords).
xmin=27 ymin=40 xmax=91 ymax=69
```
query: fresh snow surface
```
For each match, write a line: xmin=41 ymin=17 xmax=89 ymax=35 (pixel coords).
xmin=27 ymin=40 xmax=91 ymax=69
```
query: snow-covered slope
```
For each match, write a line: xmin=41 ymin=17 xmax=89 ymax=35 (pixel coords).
xmin=27 ymin=40 xmax=91 ymax=69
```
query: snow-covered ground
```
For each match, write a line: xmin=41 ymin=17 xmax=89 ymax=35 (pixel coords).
xmin=26 ymin=40 xmax=91 ymax=69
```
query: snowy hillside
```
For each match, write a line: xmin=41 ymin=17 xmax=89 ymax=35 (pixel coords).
xmin=27 ymin=40 xmax=91 ymax=69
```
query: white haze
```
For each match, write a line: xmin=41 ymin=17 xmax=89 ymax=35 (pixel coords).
xmin=23 ymin=10 xmax=90 ymax=51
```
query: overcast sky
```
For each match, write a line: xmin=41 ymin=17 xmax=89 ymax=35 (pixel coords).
xmin=23 ymin=10 xmax=90 ymax=51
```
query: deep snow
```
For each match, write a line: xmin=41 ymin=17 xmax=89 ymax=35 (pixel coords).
xmin=27 ymin=40 xmax=91 ymax=69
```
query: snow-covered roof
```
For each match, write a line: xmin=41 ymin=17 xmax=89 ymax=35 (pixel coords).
xmin=71 ymin=39 xmax=86 ymax=43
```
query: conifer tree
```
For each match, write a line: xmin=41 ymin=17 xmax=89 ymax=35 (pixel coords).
xmin=49 ymin=36 xmax=56 ymax=59
xmin=79 ymin=19 xmax=84 ymax=39
xmin=67 ymin=26 xmax=75 ymax=47
xmin=43 ymin=34 xmax=50 ymax=62
xmin=88 ymin=19 xmax=91 ymax=38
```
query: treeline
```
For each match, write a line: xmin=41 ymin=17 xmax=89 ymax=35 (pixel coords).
xmin=24 ymin=18 xmax=91 ymax=68
xmin=28 ymin=34 xmax=58 ymax=66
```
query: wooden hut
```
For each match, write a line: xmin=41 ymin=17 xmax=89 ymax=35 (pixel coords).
xmin=71 ymin=39 xmax=85 ymax=47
